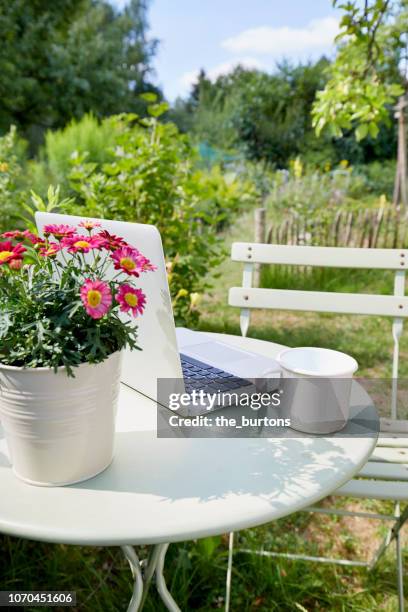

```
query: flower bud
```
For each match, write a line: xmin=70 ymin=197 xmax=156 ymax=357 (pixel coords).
xmin=9 ymin=258 xmax=23 ymax=270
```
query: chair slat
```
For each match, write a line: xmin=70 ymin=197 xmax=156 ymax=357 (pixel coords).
xmin=358 ymin=461 xmax=408 ymax=481
xmin=378 ymin=435 xmax=408 ymax=448
xmin=231 ymin=242 xmax=408 ymax=270
xmin=380 ymin=418 xmax=408 ymax=433
xmin=229 ymin=287 xmax=408 ymax=318
xmin=335 ymin=478 xmax=408 ymax=500
xmin=370 ymin=446 xmax=408 ymax=463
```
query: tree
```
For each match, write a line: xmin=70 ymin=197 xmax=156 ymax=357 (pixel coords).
xmin=175 ymin=60 xmax=340 ymax=166
xmin=0 ymin=0 xmax=159 ymax=146
xmin=312 ymin=0 xmax=407 ymax=204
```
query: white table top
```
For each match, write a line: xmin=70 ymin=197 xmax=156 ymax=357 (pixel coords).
xmin=0 ymin=333 xmax=377 ymax=546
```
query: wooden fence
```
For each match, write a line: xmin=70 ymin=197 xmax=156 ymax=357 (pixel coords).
xmin=256 ymin=206 xmax=408 ymax=250
xmin=252 ymin=205 xmax=408 ymax=287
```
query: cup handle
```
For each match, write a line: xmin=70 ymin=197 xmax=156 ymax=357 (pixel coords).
xmin=254 ymin=367 xmax=282 ymax=392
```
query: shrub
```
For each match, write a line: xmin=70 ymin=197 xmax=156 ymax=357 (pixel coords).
xmin=34 ymin=114 xmax=119 ymax=195
xmin=0 ymin=126 xmax=28 ymax=232
xmin=63 ymin=105 xmax=254 ymax=325
xmin=350 ymin=160 xmax=396 ymax=200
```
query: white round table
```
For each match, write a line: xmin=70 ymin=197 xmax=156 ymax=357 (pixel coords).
xmin=0 ymin=334 xmax=378 ymax=612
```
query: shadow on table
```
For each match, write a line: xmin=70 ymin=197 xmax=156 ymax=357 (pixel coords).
xmin=70 ymin=420 xmax=369 ymax=514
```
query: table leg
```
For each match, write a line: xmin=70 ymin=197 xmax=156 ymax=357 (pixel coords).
xmin=155 ymin=544 xmax=181 ymax=612
xmin=121 ymin=543 xmax=181 ymax=612
xmin=122 ymin=545 xmax=144 ymax=612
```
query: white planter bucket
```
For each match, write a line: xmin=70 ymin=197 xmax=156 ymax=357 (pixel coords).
xmin=0 ymin=351 xmax=122 ymax=486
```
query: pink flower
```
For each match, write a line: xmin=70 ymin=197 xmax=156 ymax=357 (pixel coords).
xmin=2 ymin=230 xmax=42 ymax=244
xmin=22 ymin=230 xmax=42 ymax=244
xmin=116 ymin=284 xmax=146 ymax=316
xmin=8 ymin=258 xmax=23 ymax=270
xmin=78 ymin=220 xmax=102 ymax=230
xmin=111 ymin=246 xmax=155 ymax=276
xmin=61 ymin=234 xmax=107 ymax=253
xmin=2 ymin=230 xmax=22 ymax=239
xmin=39 ymin=242 xmax=60 ymax=257
xmin=43 ymin=224 xmax=76 ymax=239
xmin=98 ymin=230 xmax=128 ymax=251
xmin=0 ymin=241 xmax=26 ymax=265
xmin=136 ymin=254 xmax=157 ymax=273
xmin=80 ymin=279 xmax=112 ymax=319
xmin=111 ymin=246 xmax=142 ymax=276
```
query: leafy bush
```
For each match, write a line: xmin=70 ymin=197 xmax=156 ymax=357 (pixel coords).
xmin=0 ymin=126 xmax=27 ymax=232
xmin=350 ymin=160 xmax=396 ymax=200
xmin=62 ymin=104 xmax=254 ymax=325
xmin=32 ymin=114 xmax=119 ymax=195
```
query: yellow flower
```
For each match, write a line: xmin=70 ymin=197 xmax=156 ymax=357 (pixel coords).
xmin=290 ymin=157 xmax=303 ymax=179
xmin=190 ymin=292 xmax=201 ymax=309
xmin=0 ymin=162 xmax=9 ymax=172
xmin=176 ymin=288 xmax=188 ymax=299
xmin=339 ymin=159 xmax=349 ymax=169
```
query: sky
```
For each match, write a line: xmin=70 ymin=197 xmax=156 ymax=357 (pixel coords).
xmin=114 ymin=0 xmax=341 ymax=101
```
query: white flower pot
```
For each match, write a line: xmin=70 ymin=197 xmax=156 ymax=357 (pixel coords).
xmin=0 ymin=351 xmax=122 ymax=486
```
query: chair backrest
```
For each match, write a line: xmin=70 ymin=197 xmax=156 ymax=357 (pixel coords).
xmin=228 ymin=242 xmax=408 ymax=420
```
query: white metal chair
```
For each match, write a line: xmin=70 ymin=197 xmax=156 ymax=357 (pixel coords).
xmin=226 ymin=242 xmax=408 ymax=612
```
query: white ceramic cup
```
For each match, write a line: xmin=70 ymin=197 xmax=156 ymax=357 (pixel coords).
xmin=275 ymin=347 xmax=358 ymax=434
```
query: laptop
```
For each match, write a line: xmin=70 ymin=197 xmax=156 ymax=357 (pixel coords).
xmin=35 ymin=213 xmax=279 ymax=413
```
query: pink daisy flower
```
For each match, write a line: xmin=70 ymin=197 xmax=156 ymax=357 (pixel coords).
xmin=80 ymin=279 xmax=112 ymax=319
xmin=8 ymin=258 xmax=23 ymax=270
xmin=61 ymin=234 xmax=107 ymax=253
xmin=39 ymin=242 xmax=60 ymax=257
xmin=111 ymin=246 xmax=142 ymax=276
xmin=2 ymin=230 xmax=42 ymax=245
xmin=98 ymin=230 xmax=128 ymax=251
xmin=2 ymin=230 xmax=23 ymax=239
xmin=116 ymin=284 xmax=146 ymax=317
xmin=43 ymin=224 xmax=77 ymax=239
xmin=111 ymin=246 xmax=155 ymax=276
xmin=22 ymin=230 xmax=42 ymax=244
xmin=0 ymin=241 xmax=26 ymax=265
xmin=78 ymin=220 xmax=102 ymax=230
xmin=137 ymin=254 xmax=157 ymax=273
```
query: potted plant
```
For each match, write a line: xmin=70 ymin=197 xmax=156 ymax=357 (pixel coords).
xmin=0 ymin=220 xmax=155 ymax=486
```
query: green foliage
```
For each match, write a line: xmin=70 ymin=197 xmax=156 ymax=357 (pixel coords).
xmin=35 ymin=114 xmax=119 ymax=193
xmin=173 ymin=59 xmax=396 ymax=166
xmin=171 ymin=62 xmax=330 ymax=164
xmin=0 ymin=268 xmax=136 ymax=374
xmin=0 ymin=126 xmax=28 ymax=232
xmin=0 ymin=104 xmax=256 ymax=326
xmin=60 ymin=106 xmax=254 ymax=325
xmin=0 ymin=0 xmax=159 ymax=145
xmin=23 ymin=186 xmax=75 ymax=233
xmin=312 ymin=0 xmax=406 ymax=140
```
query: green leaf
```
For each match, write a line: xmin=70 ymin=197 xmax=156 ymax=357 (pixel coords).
xmin=368 ymin=122 xmax=380 ymax=139
xmin=140 ymin=92 xmax=158 ymax=103
xmin=147 ymin=102 xmax=169 ymax=118
xmin=355 ymin=123 xmax=369 ymax=141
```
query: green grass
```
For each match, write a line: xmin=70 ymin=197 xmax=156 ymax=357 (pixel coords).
xmin=0 ymin=509 xmax=404 ymax=611
xmin=1 ymin=208 xmax=407 ymax=611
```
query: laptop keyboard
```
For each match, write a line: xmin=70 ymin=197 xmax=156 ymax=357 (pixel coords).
xmin=180 ymin=353 xmax=252 ymax=394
